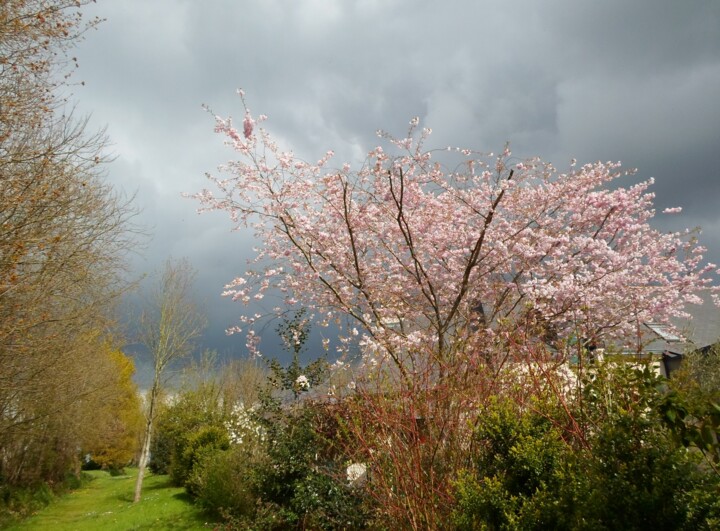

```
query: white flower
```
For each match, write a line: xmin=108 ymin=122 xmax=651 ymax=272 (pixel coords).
xmin=295 ymin=374 xmax=310 ymax=390
xmin=226 ymin=402 xmax=265 ymax=444
xmin=346 ymin=463 xmax=367 ymax=486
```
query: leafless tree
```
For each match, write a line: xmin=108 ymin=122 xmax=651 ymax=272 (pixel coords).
xmin=134 ymin=258 xmax=207 ymax=503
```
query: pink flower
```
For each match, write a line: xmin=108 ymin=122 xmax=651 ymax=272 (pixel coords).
xmin=243 ymin=113 xmax=254 ymax=139
xmin=195 ymin=91 xmax=718 ymax=369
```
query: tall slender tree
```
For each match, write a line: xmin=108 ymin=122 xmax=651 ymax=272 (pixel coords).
xmin=134 ymin=258 xmax=206 ymax=503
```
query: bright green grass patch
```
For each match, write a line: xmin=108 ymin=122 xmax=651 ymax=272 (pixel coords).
xmin=5 ymin=468 xmax=218 ymax=531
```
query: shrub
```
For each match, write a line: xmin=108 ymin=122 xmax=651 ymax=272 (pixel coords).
xmin=195 ymin=443 xmax=261 ymax=519
xmin=248 ymin=399 xmax=369 ymax=530
xmin=451 ymin=397 xmax=570 ymax=530
xmin=190 ymin=395 xmax=369 ymax=529
xmin=156 ymin=312 xmax=370 ymax=527
xmin=452 ymin=362 xmax=720 ymax=530
xmin=179 ymin=425 xmax=231 ymax=497
xmin=149 ymin=382 xmax=228 ymax=479
xmin=148 ymin=429 xmax=173 ymax=475
xmin=206 ymin=311 xmax=372 ymax=528
xmin=0 ymin=472 xmax=93 ymax=526
xmin=0 ymin=483 xmax=54 ymax=525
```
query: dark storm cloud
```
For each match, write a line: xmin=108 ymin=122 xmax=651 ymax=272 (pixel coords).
xmin=71 ymin=0 xmax=720 ymax=359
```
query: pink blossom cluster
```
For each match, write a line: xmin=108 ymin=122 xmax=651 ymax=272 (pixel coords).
xmin=192 ymin=94 xmax=717 ymax=366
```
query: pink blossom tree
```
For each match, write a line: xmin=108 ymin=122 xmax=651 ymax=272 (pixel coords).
xmin=192 ymin=92 xmax=718 ymax=528
xmin=193 ymin=92 xmax=715 ymax=374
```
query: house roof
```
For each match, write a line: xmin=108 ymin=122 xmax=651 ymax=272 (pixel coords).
xmin=674 ymin=293 xmax=720 ymax=350
xmin=642 ymin=324 xmax=685 ymax=355
xmin=613 ymin=295 xmax=720 ymax=356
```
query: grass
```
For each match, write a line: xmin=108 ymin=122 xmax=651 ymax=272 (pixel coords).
xmin=5 ymin=468 xmax=219 ymax=531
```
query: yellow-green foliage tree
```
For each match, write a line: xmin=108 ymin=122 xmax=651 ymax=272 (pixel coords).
xmin=83 ymin=347 xmax=144 ymax=472
xmin=0 ymin=332 xmax=137 ymax=485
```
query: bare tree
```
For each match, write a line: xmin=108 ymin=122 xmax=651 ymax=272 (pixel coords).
xmin=134 ymin=258 xmax=207 ymax=503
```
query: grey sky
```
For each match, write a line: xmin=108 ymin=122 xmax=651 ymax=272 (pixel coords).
xmin=70 ymin=0 xmax=720 ymax=362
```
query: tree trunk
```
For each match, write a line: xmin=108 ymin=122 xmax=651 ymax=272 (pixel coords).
xmin=134 ymin=380 xmax=159 ymax=503
xmin=133 ymin=415 xmax=153 ymax=503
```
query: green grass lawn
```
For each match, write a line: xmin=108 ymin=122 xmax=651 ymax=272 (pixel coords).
xmin=5 ymin=469 xmax=219 ymax=531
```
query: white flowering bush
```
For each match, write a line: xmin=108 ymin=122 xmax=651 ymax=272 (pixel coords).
xmin=225 ymin=402 xmax=265 ymax=446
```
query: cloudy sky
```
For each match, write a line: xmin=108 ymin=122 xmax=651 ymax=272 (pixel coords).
xmin=69 ymin=0 xmax=720 ymax=363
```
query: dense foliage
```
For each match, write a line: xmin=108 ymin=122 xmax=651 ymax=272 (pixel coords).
xmin=144 ymin=352 xmax=720 ymax=530
xmin=452 ymin=362 xmax=720 ymax=530
xmin=150 ymin=319 xmax=369 ymax=529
